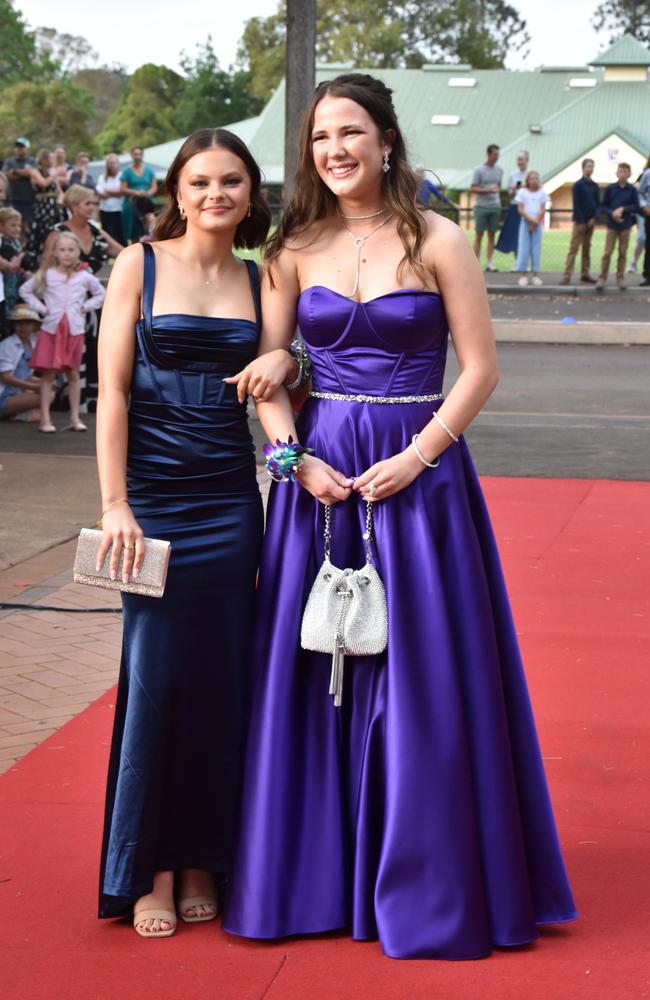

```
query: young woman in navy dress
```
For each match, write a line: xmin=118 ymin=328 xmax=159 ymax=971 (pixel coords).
xmin=96 ymin=129 xmax=270 ymax=937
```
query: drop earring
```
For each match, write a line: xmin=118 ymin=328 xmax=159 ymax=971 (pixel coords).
xmin=178 ymin=202 xmax=186 ymax=220
xmin=382 ymin=152 xmax=390 ymax=174
xmin=247 ymin=202 xmax=252 ymax=217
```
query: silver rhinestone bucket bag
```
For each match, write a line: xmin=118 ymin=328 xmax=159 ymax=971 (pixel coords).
xmin=301 ymin=502 xmax=388 ymax=707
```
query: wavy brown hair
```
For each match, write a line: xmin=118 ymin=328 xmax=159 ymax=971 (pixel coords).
xmin=265 ymin=73 xmax=428 ymax=285
xmin=154 ymin=129 xmax=270 ymax=248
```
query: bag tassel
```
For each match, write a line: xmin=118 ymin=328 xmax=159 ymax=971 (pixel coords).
xmin=330 ymin=588 xmax=351 ymax=707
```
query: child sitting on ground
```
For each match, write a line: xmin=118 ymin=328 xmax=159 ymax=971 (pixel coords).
xmin=0 ymin=304 xmax=41 ymax=420
xmin=19 ymin=231 xmax=105 ymax=433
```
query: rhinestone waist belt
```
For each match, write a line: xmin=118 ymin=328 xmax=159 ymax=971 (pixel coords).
xmin=310 ymin=390 xmax=444 ymax=404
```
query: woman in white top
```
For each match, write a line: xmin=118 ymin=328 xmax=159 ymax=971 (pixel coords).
xmin=515 ymin=170 xmax=549 ymax=286
xmin=96 ymin=154 xmax=124 ymax=245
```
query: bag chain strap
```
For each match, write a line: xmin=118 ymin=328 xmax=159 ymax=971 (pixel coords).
xmin=323 ymin=501 xmax=375 ymax=564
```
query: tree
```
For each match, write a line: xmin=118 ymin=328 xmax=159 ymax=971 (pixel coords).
xmin=34 ymin=27 xmax=100 ymax=74
xmin=0 ymin=0 xmax=38 ymax=86
xmin=592 ymin=1 xmax=650 ymax=45
xmin=410 ymin=0 xmax=530 ymax=69
xmin=97 ymin=64 xmax=185 ymax=152
xmin=0 ymin=79 xmax=95 ymax=155
xmin=237 ymin=4 xmax=287 ymax=102
xmin=237 ymin=0 xmax=530 ymax=103
xmin=173 ymin=38 xmax=263 ymax=135
xmin=73 ymin=67 xmax=128 ymax=134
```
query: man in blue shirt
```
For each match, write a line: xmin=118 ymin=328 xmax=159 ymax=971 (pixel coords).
xmin=415 ymin=167 xmax=460 ymax=217
xmin=561 ymin=158 xmax=599 ymax=284
xmin=596 ymin=163 xmax=641 ymax=291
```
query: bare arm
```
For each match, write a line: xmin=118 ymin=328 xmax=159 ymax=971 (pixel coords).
xmin=354 ymin=216 xmax=498 ymax=500
xmin=96 ymin=243 xmax=145 ymax=582
xmin=252 ymin=252 xmax=353 ymax=505
xmin=224 ymin=257 xmax=300 ymax=402
xmin=28 ymin=168 xmax=56 ymax=190
xmin=98 ymin=226 xmax=124 ymax=258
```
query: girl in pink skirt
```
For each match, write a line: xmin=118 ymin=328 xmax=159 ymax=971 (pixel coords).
xmin=20 ymin=231 xmax=105 ymax=432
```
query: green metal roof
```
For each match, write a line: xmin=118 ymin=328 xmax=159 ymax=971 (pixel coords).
xmin=457 ymin=79 xmax=650 ymax=187
xmin=247 ymin=65 xmax=610 ymax=189
xmin=88 ymin=116 xmax=262 ymax=179
xmin=590 ymin=34 xmax=650 ymax=67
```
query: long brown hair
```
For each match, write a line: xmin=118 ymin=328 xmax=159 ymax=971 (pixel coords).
xmin=154 ymin=129 xmax=270 ymax=248
xmin=265 ymin=73 xmax=427 ymax=285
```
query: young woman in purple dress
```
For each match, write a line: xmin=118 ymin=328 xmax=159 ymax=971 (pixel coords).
xmin=224 ymin=73 xmax=577 ymax=960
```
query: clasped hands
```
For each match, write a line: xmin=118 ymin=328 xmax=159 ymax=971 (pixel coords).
xmin=296 ymin=450 xmax=424 ymax=505
xmin=226 ymin=350 xmax=424 ymax=503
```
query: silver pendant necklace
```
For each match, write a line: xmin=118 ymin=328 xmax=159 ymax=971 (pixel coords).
xmin=338 ymin=207 xmax=389 ymax=221
xmin=341 ymin=214 xmax=394 ymax=298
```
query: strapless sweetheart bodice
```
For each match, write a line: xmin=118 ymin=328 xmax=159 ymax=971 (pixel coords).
xmin=297 ymin=285 xmax=449 ymax=397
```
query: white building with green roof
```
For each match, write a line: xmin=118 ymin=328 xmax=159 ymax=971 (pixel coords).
xmin=242 ymin=34 xmax=650 ymax=225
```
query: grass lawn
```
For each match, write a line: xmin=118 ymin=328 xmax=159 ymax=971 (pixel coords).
xmin=468 ymin=227 xmax=642 ymax=273
xmin=238 ymin=226 xmax=643 ymax=274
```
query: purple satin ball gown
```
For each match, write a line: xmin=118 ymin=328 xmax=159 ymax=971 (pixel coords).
xmin=223 ymin=285 xmax=577 ymax=959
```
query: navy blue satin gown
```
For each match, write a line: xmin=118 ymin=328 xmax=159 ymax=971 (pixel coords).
xmin=99 ymin=244 xmax=263 ymax=917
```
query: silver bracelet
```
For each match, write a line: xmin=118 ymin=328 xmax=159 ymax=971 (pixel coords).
xmin=284 ymin=356 xmax=303 ymax=391
xmin=433 ymin=409 xmax=459 ymax=443
xmin=411 ymin=433 xmax=440 ymax=468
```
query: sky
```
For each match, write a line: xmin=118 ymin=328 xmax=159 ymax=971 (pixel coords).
xmin=15 ymin=0 xmax=613 ymax=74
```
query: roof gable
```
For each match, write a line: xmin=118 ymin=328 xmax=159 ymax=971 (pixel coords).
xmin=590 ymin=34 xmax=650 ymax=67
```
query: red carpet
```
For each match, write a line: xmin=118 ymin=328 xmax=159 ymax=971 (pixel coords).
xmin=1 ymin=477 xmax=648 ymax=1000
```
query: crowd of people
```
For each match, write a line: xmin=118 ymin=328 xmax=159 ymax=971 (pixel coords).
xmin=0 ymin=137 xmax=160 ymax=429
xmin=420 ymin=144 xmax=650 ymax=288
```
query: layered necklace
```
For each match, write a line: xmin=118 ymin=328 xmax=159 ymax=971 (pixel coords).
xmin=338 ymin=208 xmax=393 ymax=298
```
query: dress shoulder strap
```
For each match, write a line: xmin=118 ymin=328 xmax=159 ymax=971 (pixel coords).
xmin=244 ymin=258 xmax=262 ymax=333
xmin=141 ymin=242 xmax=156 ymax=330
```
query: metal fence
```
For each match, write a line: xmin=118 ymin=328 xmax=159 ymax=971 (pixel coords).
xmin=436 ymin=206 xmax=646 ymax=275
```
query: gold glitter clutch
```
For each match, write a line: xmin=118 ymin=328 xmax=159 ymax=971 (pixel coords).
xmin=73 ymin=528 xmax=171 ymax=598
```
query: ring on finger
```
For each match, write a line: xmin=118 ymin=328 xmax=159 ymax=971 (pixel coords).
xmin=368 ymin=481 xmax=377 ymax=494
xmin=123 ymin=543 xmax=135 ymax=551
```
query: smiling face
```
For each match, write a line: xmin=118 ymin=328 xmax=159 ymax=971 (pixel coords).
xmin=106 ymin=154 xmax=120 ymax=176
xmin=55 ymin=235 xmax=80 ymax=269
xmin=516 ymin=153 xmax=529 ymax=172
xmin=131 ymin=147 xmax=144 ymax=167
xmin=310 ymin=95 xmax=392 ymax=202
xmin=1 ymin=215 xmax=22 ymax=239
xmin=176 ymin=147 xmax=252 ymax=235
xmin=527 ymin=171 xmax=540 ymax=190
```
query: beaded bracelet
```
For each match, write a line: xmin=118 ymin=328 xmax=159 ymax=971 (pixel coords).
xmin=284 ymin=338 xmax=312 ymax=391
xmin=433 ymin=409 xmax=459 ymax=443
xmin=411 ymin=434 xmax=440 ymax=469
xmin=263 ymin=436 xmax=314 ymax=482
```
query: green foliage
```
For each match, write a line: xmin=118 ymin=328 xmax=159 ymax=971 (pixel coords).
xmin=237 ymin=4 xmax=287 ymax=102
xmin=173 ymin=38 xmax=263 ymax=135
xmin=72 ymin=67 xmax=128 ymax=134
xmin=413 ymin=0 xmax=530 ymax=69
xmin=237 ymin=0 xmax=530 ymax=102
xmin=0 ymin=79 xmax=95 ymax=157
xmin=592 ymin=1 xmax=650 ymax=44
xmin=97 ymin=64 xmax=185 ymax=152
xmin=0 ymin=0 xmax=38 ymax=85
